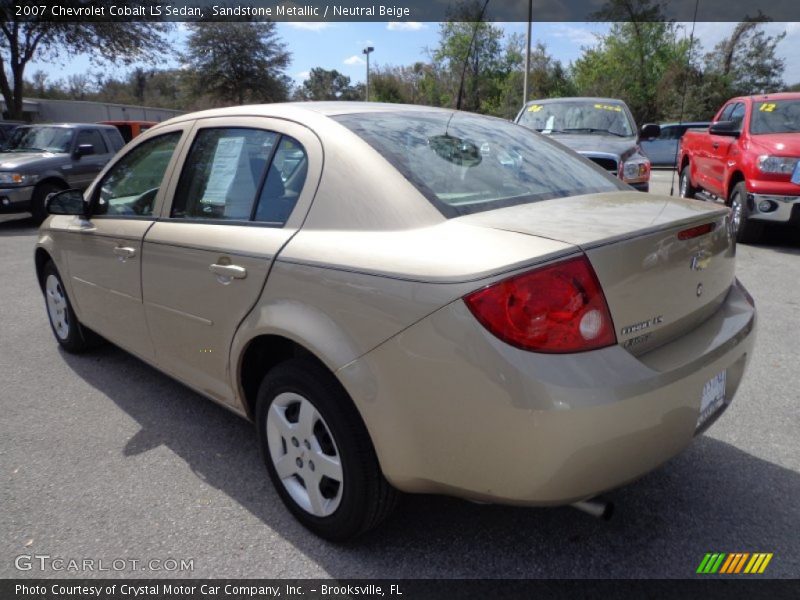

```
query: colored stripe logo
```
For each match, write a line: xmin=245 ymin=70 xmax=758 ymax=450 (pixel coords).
xmin=697 ymin=553 xmax=773 ymax=574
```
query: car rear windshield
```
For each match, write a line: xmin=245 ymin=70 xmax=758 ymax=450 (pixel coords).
xmin=750 ymin=99 xmax=800 ymax=134
xmin=334 ymin=111 xmax=626 ymax=218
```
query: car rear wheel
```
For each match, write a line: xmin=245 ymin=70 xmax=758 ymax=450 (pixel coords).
xmin=679 ymin=165 xmax=696 ymax=199
xmin=255 ymin=358 xmax=398 ymax=541
xmin=31 ymin=182 xmax=66 ymax=224
xmin=730 ymin=182 xmax=763 ymax=244
xmin=42 ymin=261 xmax=103 ymax=353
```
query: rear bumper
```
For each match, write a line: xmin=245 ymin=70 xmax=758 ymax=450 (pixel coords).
xmin=339 ymin=279 xmax=756 ymax=505
xmin=0 ymin=185 xmax=33 ymax=213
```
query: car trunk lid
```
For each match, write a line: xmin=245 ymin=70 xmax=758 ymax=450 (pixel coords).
xmin=460 ymin=191 xmax=734 ymax=355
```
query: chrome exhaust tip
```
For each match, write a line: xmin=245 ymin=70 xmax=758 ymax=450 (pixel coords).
xmin=571 ymin=497 xmax=614 ymax=520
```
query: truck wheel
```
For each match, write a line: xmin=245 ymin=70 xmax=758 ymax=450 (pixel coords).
xmin=730 ymin=182 xmax=763 ymax=244
xmin=30 ymin=182 xmax=66 ymax=224
xmin=255 ymin=358 xmax=398 ymax=541
xmin=679 ymin=166 xmax=697 ymax=199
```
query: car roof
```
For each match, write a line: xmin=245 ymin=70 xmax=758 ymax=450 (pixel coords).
xmin=98 ymin=120 xmax=158 ymax=126
xmin=17 ymin=123 xmax=120 ymax=130
xmin=524 ymin=97 xmax=626 ymax=106
xmin=149 ymin=102 xmax=506 ymax=134
xmin=164 ymin=102 xmax=452 ymax=121
xmin=731 ymin=92 xmax=800 ymax=103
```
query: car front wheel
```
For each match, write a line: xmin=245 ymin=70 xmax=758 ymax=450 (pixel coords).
xmin=42 ymin=261 xmax=102 ymax=353
xmin=729 ymin=182 xmax=763 ymax=244
xmin=679 ymin=165 xmax=696 ymax=199
xmin=255 ymin=358 xmax=398 ymax=541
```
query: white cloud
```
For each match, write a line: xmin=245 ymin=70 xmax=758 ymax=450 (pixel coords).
xmin=551 ymin=25 xmax=599 ymax=47
xmin=295 ymin=71 xmax=310 ymax=81
xmin=387 ymin=22 xmax=426 ymax=31
xmin=285 ymin=22 xmax=332 ymax=32
xmin=343 ymin=55 xmax=366 ymax=66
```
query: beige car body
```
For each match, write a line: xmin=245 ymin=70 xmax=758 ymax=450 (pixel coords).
xmin=35 ymin=103 xmax=756 ymax=506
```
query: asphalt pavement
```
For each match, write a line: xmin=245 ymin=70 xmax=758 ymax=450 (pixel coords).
xmin=1 ymin=176 xmax=799 ymax=578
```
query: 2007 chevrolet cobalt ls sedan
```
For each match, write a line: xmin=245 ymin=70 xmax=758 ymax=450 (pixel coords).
xmin=35 ymin=103 xmax=755 ymax=541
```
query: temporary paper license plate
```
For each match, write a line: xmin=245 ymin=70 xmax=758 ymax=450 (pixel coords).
xmin=697 ymin=370 xmax=727 ymax=429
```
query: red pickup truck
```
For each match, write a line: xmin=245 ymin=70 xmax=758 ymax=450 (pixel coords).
xmin=678 ymin=92 xmax=800 ymax=242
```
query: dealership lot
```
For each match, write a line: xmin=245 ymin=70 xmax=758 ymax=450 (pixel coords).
xmin=1 ymin=175 xmax=799 ymax=578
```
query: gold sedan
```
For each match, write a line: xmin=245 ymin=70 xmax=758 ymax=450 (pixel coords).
xmin=35 ymin=103 xmax=756 ymax=541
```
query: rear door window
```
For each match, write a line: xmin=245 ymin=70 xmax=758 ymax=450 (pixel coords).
xmin=170 ymin=127 xmax=307 ymax=226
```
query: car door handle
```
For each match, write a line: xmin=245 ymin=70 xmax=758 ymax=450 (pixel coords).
xmin=113 ymin=246 xmax=136 ymax=259
xmin=712 ymin=142 xmax=719 ymax=150
xmin=209 ymin=263 xmax=247 ymax=280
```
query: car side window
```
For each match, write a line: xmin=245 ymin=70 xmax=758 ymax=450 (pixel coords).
xmin=254 ymin=136 xmax=308 ymax=225
xmin=171 ymin=128 xmax=279 ymax=221
xmin=94 ymin=132 xmax=181 ymax=217
xmin=729 ymin=103 xmax=746 ymax=130
xmin=76 ymin=129 xmax=108 ymax=154
xmin=718 ymin=104 xmax=735 ymax=123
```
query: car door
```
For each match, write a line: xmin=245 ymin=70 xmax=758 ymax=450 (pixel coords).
xmin=67 ymin=128 xmax=115 ymax=190
xmin=706 ymin=103 xmax=744 ymax=196
xmin=61 ymin=125 xmax=189 ymax=361
xmin=142 ymin=117 xmax=321 ymax=406
xmin=696 ymin=104 xmax=735 ymax=192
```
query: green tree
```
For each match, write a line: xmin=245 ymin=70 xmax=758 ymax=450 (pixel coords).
xmin=433 ymin=1 xmax=506 ymax=113
xmin=294 ymin=68 xmax=363 ymax=101
xmin=183 ymin=21 xmax=291 ymax=106
xmin=572 ymin=20 xmax=690 ymax=123
xmin=700 ymin=21 xmax=786 ymax=111
xmin=0 ymin=5 xmax=170 ymax=119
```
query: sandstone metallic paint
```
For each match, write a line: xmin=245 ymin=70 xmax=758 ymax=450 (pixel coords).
xmin=336 ymin=280 xmax=754 ymax=503
xmin=36 ymin=103 xmax=756 ymax=506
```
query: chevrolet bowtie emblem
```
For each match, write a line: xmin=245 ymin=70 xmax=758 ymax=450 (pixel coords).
xmin=690 ymin=251 xmax=712 ymax=271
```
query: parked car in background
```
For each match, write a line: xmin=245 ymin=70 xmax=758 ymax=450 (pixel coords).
xmin=36 ymin=103 xmax=754 ymax=541
xmin=640 ymin=121 xmax=710 ymax=167
xmin=0 ymin=120 xmax=23 ymax=146
xmin=99 ymin=120 xmax=157 ymax=144
xmin=0 ymin=123 xmax=124 ymax=222
xmin=515 ymin=97 xmax=659 ymax=191
xmin=678 ymin=92 xmax=800 ymax=242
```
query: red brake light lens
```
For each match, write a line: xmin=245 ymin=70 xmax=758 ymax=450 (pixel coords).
xmin=677 ymin=223 xmax=715 ymax=240
xmin=463 ymin=255 xmax=617 ymax=353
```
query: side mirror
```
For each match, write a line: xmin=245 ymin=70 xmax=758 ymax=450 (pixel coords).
xmin=709 ymin=120 xmax=740 ymax=137
xmin=640 ymin=123 xmax=661 ymax=140
xmin=46 ymin=189 xmax=88 ymax=216
xmin=74 ymin=144 xmax=95 ymax=158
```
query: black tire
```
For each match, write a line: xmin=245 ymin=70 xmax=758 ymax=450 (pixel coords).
xmin=679 ymin=165 xmax=697 ymax=199
xmin=255 ymin=358 xmax=398 ymax=541
xmin=42 ymin=261 xmax=103 ymax=353
xmin=729 ymin=182 xmax=763 ymax=244
xmin=30 ymin=181 xmax=66 ymax=224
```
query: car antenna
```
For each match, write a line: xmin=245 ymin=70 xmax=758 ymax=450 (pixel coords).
xmin=670 ymin=0 xmax=700 ymax=196
xmin=455 ymin=0 xmax=491 ymax=111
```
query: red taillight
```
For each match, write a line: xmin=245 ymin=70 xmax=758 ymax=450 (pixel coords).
xmin=463 ymin=255 xmax=617 ymax=353
xmin=677 ymin=223 xmax=715 ymax=240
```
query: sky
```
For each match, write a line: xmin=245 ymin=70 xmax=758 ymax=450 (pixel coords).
xmin=27 ymin=21 xmax=800 ymax=91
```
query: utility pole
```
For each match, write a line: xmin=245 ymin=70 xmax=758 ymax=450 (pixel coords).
xmin=523 ymin=0 xmax=532 ymax=106
xmin=363 ymin=46 xmax=374 ymax=101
